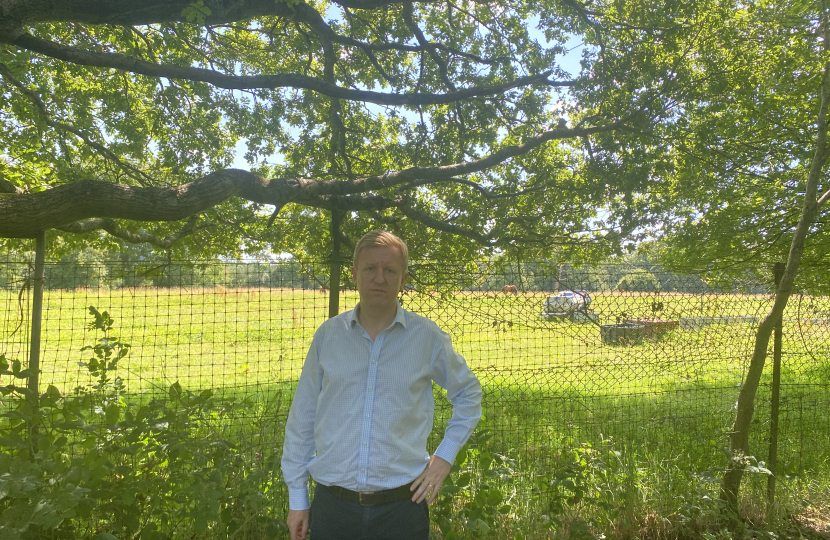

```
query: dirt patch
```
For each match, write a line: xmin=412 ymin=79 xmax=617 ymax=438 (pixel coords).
xmin=781 ymin=506 xmax=830 ymax=539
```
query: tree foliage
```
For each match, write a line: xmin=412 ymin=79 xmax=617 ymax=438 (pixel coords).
xmin=638 ymin=0 xmax=830 ymax=517
xmin=653 ymin=0 xmax=830 ymax=292
xmin=0 ymin=0 xmax=688 ymax=261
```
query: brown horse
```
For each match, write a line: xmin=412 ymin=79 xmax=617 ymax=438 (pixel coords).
xmin=502 ymin=284 xmax=518 ymax=295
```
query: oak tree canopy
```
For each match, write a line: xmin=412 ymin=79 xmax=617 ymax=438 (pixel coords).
xmin=0 ymin=0 xmax=672 ymax=260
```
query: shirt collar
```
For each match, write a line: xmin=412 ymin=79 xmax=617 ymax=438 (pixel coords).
xmin=349 ymin=301 xmax=407 ymax=330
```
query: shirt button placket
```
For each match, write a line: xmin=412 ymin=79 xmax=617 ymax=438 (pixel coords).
xmin=358 ymin=334 xmax=383 ymax=487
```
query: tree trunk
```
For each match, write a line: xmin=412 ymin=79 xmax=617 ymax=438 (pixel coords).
xmin=720 ymin=54 xmax=830 ymax=518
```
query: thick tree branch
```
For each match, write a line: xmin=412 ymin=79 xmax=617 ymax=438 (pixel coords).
xmin=1 ymin=0 xmax=448 ymax=25
xmin=0 ymin=169 xmax=292 ymax=237
xmin=2 ymin=33 xmax=569 ymax=106
xmin=1 ymin=0 xmax=295 ymax=26
xmin=0 ymin=122 xmax=628 ymax=239
xmin=0 ymin=173 xmax=24 ymax=194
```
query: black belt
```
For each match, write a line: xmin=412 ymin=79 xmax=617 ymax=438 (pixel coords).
xmin=320 ymin=483 xmax=413 ymax=506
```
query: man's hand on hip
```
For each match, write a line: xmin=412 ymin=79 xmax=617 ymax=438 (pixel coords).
xmin=287 ymin=509 xmax=309 ymax=540
xmin=410 ymin=455 xmax=452 ymax=505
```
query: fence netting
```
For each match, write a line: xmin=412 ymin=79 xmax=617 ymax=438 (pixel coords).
xmin=1 ymin=255 xmax=829 ymax=518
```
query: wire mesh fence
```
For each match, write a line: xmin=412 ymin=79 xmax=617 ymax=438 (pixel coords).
xmin=1 ymin=254 xmax=829 ymax=524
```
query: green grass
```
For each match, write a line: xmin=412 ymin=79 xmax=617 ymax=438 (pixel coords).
xmin=2 ymin=286 xmax=829 ymax=538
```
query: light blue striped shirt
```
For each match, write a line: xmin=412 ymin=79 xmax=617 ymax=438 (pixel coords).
xmin=281 ymin=302 xmax=482 ymax=511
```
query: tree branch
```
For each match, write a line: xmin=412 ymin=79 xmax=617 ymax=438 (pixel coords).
xmin=393 ymin=201 xmax=603 ymax=248
xmin=396 ymin=176 xmax=490 ymax=197
xmin=560 ymin=0 xmax=607 ymax=56
xmin=291 ymin=3 xmax=401 ymax=84
xmin=301 ymin=6 xmax=354 ymax=179
xmin=403 ymin=3 xmax=455 ymax=91
xmin=55 ymin=216 xmax=201 ymax=248
xmin=4 ymin=33 xmax=569 ymax=106
xmin=0 ymin=122 xmax=626 ymax=238
xmin=720 ymin=2 xmax=830 ymax=513
xmin=2 ymin=0 xmax=295 ymax=26
xmin=0 ymin=169 xmax=285 ymax=237
xmin=327 ymin=121 xmax=623 ymax=195
xmin=396 ymin=201 xmax=495 ymax=244
xmin=0 ymin=172 xmax=24 ymax=194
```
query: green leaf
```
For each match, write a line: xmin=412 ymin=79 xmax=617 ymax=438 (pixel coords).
xmin=455 ymin=472 xmax=471 ymax=488
xmin=182 ymin=1 xmax=212 ymax=24
xmin=0 ymin=434 xmax=28 ymax=449
xmin=471 ymin=518 xmax=490 ymax=535
xmin=169 ymin=381 xmax=183 ymax=401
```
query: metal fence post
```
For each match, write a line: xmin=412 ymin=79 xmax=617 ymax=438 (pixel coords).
xmin=768 ymin=261 xmax=785 ymax=506
xmin=328 ymin=211 xmax=343 ymax=319
xmin=27 ymin=231 xmax=46 ymax=414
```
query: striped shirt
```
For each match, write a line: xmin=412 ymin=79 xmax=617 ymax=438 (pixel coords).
xmin=281 ymin=302 xmax=482 ymax=510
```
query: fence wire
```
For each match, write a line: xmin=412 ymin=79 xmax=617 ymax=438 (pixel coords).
xmin=1 ymin=256 xmax=829 ymax=519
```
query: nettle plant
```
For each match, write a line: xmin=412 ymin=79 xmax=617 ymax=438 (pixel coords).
xmin=432 ymin=432 xmax=650 ymax=540
xmin=0 ymin=307 xmax=284 ymax=539
xmin=431 ymin=428 xmax=526 ymax=539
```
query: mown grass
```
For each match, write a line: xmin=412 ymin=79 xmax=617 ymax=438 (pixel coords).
xmin=1 ymin=286 xmax=829 ymax=538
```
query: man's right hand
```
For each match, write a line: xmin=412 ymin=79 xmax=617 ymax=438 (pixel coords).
xmin=287 ymin=509 xmax=310 ymax=540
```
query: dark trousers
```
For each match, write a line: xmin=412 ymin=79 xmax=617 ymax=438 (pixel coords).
xmin=310 ymin=483 xmax=430 ymax=540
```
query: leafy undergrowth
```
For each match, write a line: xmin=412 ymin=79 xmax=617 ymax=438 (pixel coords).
xmin=429 ymin=432 xmax=830 ymax=540
xmin=0 ymin=307 xmax=286 ymax=539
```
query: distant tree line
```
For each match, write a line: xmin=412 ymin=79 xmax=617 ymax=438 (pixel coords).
xmin=482 ymin=260 xmax=771 ymax=295
xmin=0 ymin=247 xmax=773 ymax=295
xmin=0 ymin=247 xmax=325 ymax=291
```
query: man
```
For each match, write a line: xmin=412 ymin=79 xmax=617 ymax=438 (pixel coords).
xmin=281 ymin=230 xmax=482 ymax=540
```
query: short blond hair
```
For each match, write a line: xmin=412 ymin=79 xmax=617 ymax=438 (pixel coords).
xmin=353 ymin=230 xmax=408 ymax=270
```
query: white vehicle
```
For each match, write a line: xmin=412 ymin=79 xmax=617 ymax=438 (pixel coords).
xmin=541 ymin=290 xmax=592 ymax=319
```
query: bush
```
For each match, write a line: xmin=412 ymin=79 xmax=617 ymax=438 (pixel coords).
xmin=616 ymin=271 xmax=661 ymax=293
xmin=0 ymin=307 xmax=284 ymax=539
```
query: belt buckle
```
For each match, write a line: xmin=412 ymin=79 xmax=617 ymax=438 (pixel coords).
xmin=358 ymin=491 xmax=374 ymax=506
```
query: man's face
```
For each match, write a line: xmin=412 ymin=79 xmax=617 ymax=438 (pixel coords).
xmin=351 ymin=245 xmax=408 ymax=311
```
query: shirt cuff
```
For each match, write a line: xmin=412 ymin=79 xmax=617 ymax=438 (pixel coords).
xmin=288 ymin=486 xmax=311 ymax=511
xmin=434 ymin=439 xmax=463 ymax=466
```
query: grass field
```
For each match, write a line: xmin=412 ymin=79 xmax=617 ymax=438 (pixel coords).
xmin=2 ymin=285 xmax=829 ymax=538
